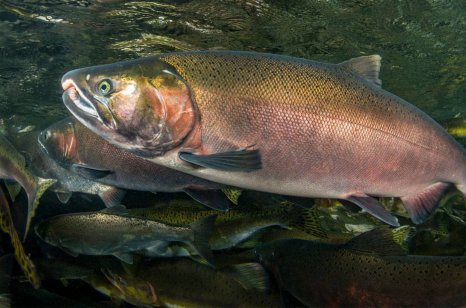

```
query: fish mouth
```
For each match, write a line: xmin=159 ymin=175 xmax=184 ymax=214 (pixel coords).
xmin=62 ymin=78 xmax=117 ymax=130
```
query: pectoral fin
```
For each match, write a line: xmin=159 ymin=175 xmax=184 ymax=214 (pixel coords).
xmin=345 ymin=194 xmax=399 ymax=227
xmin=179 ymin=149 xmax=262 ymax=172
xmin=189 ymin=215 xmax=217 ymax=266
xmin=183 ymin=189 xmax=230 ymax=211
xmin=71 ymin=164 xmax=113 ymax=180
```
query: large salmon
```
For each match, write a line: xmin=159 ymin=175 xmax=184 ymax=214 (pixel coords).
xmin=60 ymin=51 xmax=466 ymax=226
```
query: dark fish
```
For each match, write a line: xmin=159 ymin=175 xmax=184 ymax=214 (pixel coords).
xmin=0 ymin=254 xmax=13 ymax=307
xmin=129 ymin=199 xmax=324 ymax=251
xmin=0 ymin=133 xmax=55 ymax=237
xmin=0 ymin=183 xmax=41 ymax=288
xmin=34 ymin=205 xmax=216 ymax=265
xmin=9 ymin=130 xmax=125 ymax=208
xmin=255 ymin=227 xmax=466 ymax=307
xmin=39 ymin=117 xmax=230 ymax=211
xmin=60 ymin=51 xmax=466 ymax=226
xmin=102 ymin=258 xmax=280 ymax=307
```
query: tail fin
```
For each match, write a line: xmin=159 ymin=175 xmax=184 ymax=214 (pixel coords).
xmin=189 ymin=214 xmax=217 ymax=266
xmin=24 ymin=177 xmax=56 ymax=241
xmin=287 ymin=207 xmax=328 ymax=239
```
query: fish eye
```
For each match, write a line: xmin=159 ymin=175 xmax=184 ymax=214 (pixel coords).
xmin=97 ymin=79 xmax=113 ymax=96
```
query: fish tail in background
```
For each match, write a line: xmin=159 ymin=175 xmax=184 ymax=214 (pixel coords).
xmin=286 ymin=206 xmax=327 ymax=239
xmin=188 ymin=214 xmax=217 ymax=266
xmin=0 ymin=182 xmax=41 ymax=289
xmin=23 ymin=177 xmax=56 ymax=241
xmin=98 ymin=187 xmax=126 ymax=208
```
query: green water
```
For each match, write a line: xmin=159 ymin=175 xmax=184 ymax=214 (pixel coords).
xmin=1 ymin=0 xmax=465 ymax=127
xmin=0 ymin=0 xmax=465 ymax=306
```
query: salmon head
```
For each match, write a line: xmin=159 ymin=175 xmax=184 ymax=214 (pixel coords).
xmin=61 ymin=57 xmax=196 ymax=156
xmin=38 ymin=118 xmax=79 ymax=169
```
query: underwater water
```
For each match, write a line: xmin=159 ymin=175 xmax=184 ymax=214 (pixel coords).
xmin=0 ymin=0 xmax=465 ymax=307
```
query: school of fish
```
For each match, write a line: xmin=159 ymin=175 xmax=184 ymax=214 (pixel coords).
xmin=0 ymin=51 xmax=465 ymax=307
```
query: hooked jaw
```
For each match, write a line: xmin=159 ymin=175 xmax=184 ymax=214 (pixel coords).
xmin=61 ymin=72 xmax=117 ymax=130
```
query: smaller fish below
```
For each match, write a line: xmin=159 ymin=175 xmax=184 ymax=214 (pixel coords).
xmin=0 ymin=133 xmax=55 ymax=238
xmin=255 ymin=227 xmax=466 ymax=307
xmin=39 ymin=117 xmax=231 ymax=211
xmin=129 ymin=199 xmax=326 ymax=252
xmin=34 ymin=205 xmax=217 ymax=266
xmin=101 ymin=258 xmax=281 ymax=307
xmin=9 ymin=130 xmax=125 ymax=208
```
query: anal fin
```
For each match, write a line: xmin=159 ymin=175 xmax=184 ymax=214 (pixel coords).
xmin=98 ymin=187 xmax=126 ymax=208
xmin=401 ymin=182 xmax=450 ymax=224
xmin=345 ymin=193 xmax=399 ymax=227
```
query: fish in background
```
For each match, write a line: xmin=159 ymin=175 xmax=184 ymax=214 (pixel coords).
xmin=9 ymin=130 xmax=125 ymax=208
xmin=39 ymin=117 xmax=230 ymax=211
xmin=129 ymin=198 xmax=326 ymax=251
xmin=443 ymin=117 xmax=466 ymax=140
xmin=34 ymin=205 xmax=217 ymax=266
xmin=255 ymin=227 xmax=466 ymax=307
xmin=101 ymin=258 xmax=281 ymax=307
xmin=0 ymin=133 xmax=55 ymax=238
xmin=61 ymin=51 xmax=466 ymax=226
xmin=0 ymin=183 xmax=41 ymax=289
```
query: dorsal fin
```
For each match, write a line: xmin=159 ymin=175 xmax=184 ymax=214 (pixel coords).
xmin=339 ymin=55 xmax=382 ymax=87
xmin=344 ymin=226 xmax=406 ymax=256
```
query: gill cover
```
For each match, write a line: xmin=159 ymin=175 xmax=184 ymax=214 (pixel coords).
xmin=141 ymin=65 xmax=196 ymax=155
xmin=62 ymin=57 xmax=197 ymax=157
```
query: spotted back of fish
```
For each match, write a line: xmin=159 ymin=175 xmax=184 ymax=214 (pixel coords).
xmin=159 ymin=51 xmax=466 ymax=193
